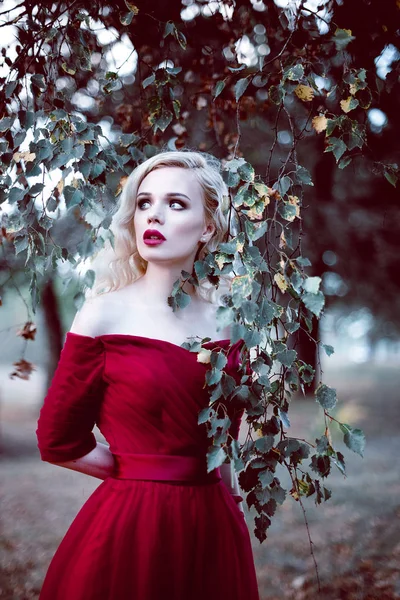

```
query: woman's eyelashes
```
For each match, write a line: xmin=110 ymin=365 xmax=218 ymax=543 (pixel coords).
xmin=137 ymin=198 xmax=186 ymax=210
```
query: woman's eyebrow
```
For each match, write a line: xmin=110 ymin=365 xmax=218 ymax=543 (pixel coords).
xmin=136 ymin=192 xmax=191 ymax=202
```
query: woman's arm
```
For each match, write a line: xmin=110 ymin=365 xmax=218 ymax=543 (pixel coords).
xmin=49 ymin=442 xmax=115 ymax=480
xmin=219 ymin=463 xmax=245 ymax=514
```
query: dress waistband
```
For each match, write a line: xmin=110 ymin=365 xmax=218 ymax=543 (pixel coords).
xmin=112 ymin=452 xmax=222 ymax=484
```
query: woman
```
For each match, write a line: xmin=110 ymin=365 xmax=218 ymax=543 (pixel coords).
xmin=36 ymin=150 xmax=260 ymax=599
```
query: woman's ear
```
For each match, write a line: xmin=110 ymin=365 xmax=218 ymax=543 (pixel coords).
xmin=201 ymin=221 xmax=215 ymax=243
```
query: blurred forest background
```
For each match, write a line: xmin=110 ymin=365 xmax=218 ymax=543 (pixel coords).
xmin=0 ymin=0 xmax=399 ymax=598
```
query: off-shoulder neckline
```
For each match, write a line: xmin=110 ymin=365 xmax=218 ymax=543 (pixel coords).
xmin=66 ymin=331 xmax=238 ymax=355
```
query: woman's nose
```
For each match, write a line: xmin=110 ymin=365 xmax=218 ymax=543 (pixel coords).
xmin=147 ymin=207 xmax=164 ymax=224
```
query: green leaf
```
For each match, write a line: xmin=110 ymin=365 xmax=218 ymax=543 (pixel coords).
xmin=340 ymin=424 xmax=365 ymax=457
xmin=5 ymin=80 xmax=17 ymax=98
xmin=276 ymin=349 xmax=297 ymax=368
xmin=163 ymin=20 xmax=175 ymax=38
xmin=31 ymin=74 xmax=46 ymax=91
xmin=296 ymin=165 xmax=313 ymax=186
xmin=278 ymin=203 xmax=297 ymax=222
xmin=270 ymin=485 xmax=286 ymax=505
xmin=237 ymin=161 xmax=255 ymax=182
xmin=276 ymin=176 xmax=291 ymax=196
xmin=152 ymin=109 xmax=173 ymax=133
xmin=232 ymin=274 xmax=253 ymax=306
xmin=73 ymin=292 xmax=85 ymax=310
xmin=244 ymin=219 xmax=268 ymax=242
xmin=255 ymin=435 xmax=275 ymax=453
xmin=302 ymin=291 xmax=325 ymax=317
xmin=198 ymin=407 xmax=214 ymax=425
xmin=207 ymin=445 xmax=227 ymax=472
xmin=84 ymin=269 xmax=95 ymax=288
xmin=213 ymin=80 xmax=226 ymax=99
xmin=174 ymin=28 xmax=187 ymax=50
xmin=285 ymin=64 xmax=304 ymax=81
xmin=269 ymin=84 xmax=284 ymax=105
xmin=322 ymin=344 xmax=334 ymax=357
xmin=234 ymin=77 xmax=250 ymax=102
xmin=63 ymin=186 xmax=83 ymax=207
xmin=296 ymin=256 xmax=312 ymax=268
xmin=303 ymin=276 xmax=321 ymax=294
xmin=222 ymin=170 xmax=240 ymax=187
xmin=0 ymin=117 xmax=15 ymax=132
xmin=338 ymin=156 xmax=352 ymax=170
xmin=120 ymin=11 xmax=133 ymax=25
xmin=172 ymin=99 xmax=181 ymax=119
xmin=258 ymin=470 xmax=274 ymax=487
xmin=210 ymin=351 xmax=227 ymax=370
xmin=315 ymin=383 xmax=337 ymax=410
xmin=333 ymin=28 xmax=355 ymax=51
xmin=29 ymin=183 xmax=44 ymax=196
xmin=384 ymin=170 xmax=398 ymax=187
xmin=8 ymin=187 xmax=25 ymax=203
xmin=14 ymin=234 xmax=28 ymax=255
xmin=325 ymin=137 xmax=347 ymax=162
xmin=142 ymin=74 xmax=155 ymax=89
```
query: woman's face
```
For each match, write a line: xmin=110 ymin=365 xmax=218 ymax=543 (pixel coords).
xmin=133 ymin=166 xmax=214 ymax=265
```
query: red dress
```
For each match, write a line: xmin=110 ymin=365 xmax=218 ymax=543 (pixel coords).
xmin=36 ymin=332 xmax=260 ymax=600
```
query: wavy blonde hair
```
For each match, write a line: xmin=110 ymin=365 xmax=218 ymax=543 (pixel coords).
xmin=88 ymin=149 xmax=237 ymax=305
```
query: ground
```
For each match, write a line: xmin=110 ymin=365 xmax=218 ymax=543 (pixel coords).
xmin=0 ymin=362 xmax=399 ymax=599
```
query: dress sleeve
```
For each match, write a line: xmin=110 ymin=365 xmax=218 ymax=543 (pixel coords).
xmin=36 ymin=333 xmax=105 ymax=463
xmin=226 ymin=339 xmax=250 ymax=440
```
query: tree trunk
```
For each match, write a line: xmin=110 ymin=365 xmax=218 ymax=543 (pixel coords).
xmin=41 ymin=278 xmax=63 ymax=392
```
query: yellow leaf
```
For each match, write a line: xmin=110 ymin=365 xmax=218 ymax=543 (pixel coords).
xmin=125 ymin=1 xmax=139 ymax=14
xmin=197 ymin=348 xmax=211 ymax=364
xmin=13 ymin=151 xmax=36 ymax=162
xmin=312 ymin=115 xmax=327 ymax=133
xmin=279 ymin=230 xmax=287 ymax=249
xmin=215 ymin=253 xmax=227 ymax=270
xmin=71 ymin=178 xmax=79 ymax=189
xmin=340 ymin=96 xmax=358 ymax=113
xmin=340 ymin=97 xmax=352 ymax=113
xmin=274 ymin=273 xmax=288 ymax=293
xmin=294 ymin=84 xmax=314 ymax=102
xmin=245 ymin=207 xmax=264 ymax=220
xmin=349 ymin=83 xmax=357 ymax=95
xmin=56 ymin=179 xmax=64 ymax=194
xmin=288 ymin=195 xmax=300 ymax=218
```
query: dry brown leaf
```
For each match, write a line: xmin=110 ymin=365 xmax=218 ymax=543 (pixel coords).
xmin=294 ymin=84 xmax=314 ymax=102
xmin=9 ymin=359 xmax=36 ymax=380
xmin=17 ymin=321 xmax=37 ymax=341
xmin=279 ymin=230 xmax=287 ymax=249
xmin=312 ymin=115 xmax=327 ymax=133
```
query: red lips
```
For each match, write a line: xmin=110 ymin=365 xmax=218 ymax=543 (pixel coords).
xmin=143 ymin=229 xmax=166 ymax=241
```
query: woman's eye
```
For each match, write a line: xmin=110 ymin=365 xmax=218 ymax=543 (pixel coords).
xmin=137 ymin=199 xmax=186 ymax=210
xmin=137 ymin=200 xmax=150 ymax=209
xmin=170 ymin=200 xmax=186 ymax=209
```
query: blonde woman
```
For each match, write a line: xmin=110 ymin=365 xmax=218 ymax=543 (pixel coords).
xmin=36 ymin=150 xmax=260 ymax=599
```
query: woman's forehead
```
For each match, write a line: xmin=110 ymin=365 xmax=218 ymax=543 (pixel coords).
xmin=137 ymin=166 xmax=202 ymax=198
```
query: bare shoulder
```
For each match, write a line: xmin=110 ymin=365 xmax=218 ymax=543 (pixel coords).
xmin=69 ymin=293 xmax=111 ymax=337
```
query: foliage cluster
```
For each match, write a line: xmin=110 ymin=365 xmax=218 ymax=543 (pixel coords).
xmin=2 ymin=0 xmax=398 ymax=543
